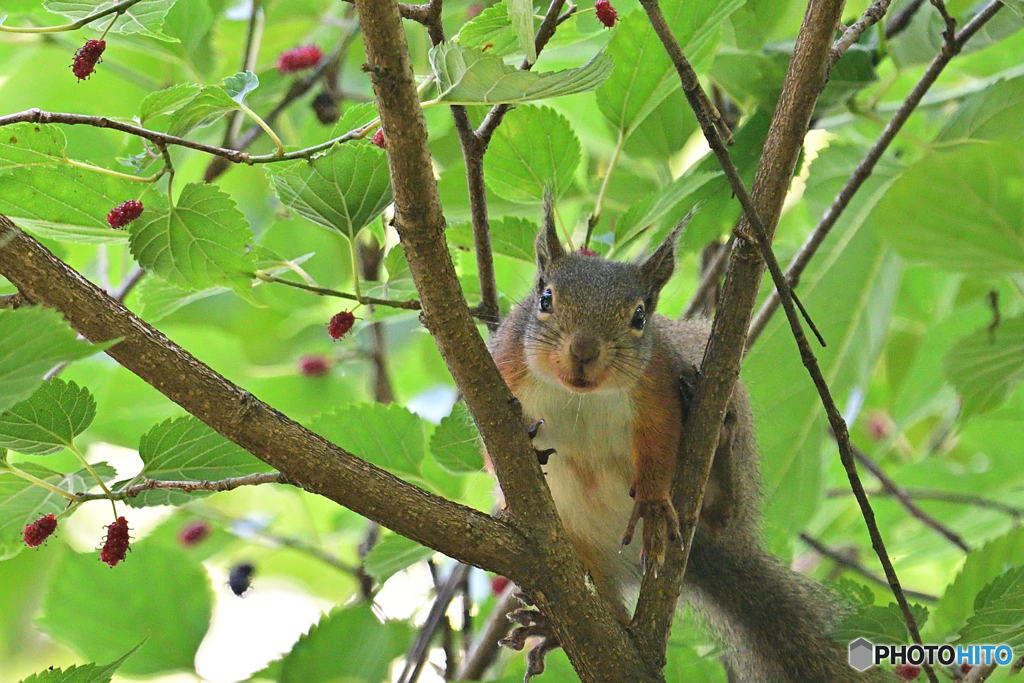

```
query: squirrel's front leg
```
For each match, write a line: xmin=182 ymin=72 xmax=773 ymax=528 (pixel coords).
xmin=620 ymin=387 xmax=682 ymax=574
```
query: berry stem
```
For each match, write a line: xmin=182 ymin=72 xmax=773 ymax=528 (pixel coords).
xmin=66 ymin=158 xmax=163 ymax=183
xmin=237 ymin=103 xmax=285 ymax=157
xmin=586 ymin=128 xmax=624 ymax=249
xmin=98 ymin=11 xmax=119 ymax=41
xmin=252 ymin=270 xmax=422 ymax=310
xmin=68 ymin=443 xmax=118 ymax=516
xmin=0 ymin=461 xmax=79 ymax=501
xmin=0 ymin=0 xmax=145 ymax=32
xmin=348 ymin=236 xmax=363 ymax=304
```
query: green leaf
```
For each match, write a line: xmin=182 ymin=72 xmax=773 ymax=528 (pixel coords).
xmin=946 ymin=315 xmax=1024 ymax=419
xmin=936 ymin=74 xmax=1024 ymax=143
xmin=17 ymin=641 xmax=145 ymax=683
xmin=0 ymin=379 xmax=95 ymax=455
xmin=43 ymin=0 xmax=178 ymax=39
xmin=447 ymin=216 xmax=538 ymax=262
xmin=165 ymin=86 xmax=239 ymax=137
xmin=261 ymin=604 xmax=413 ymax=683
xmin=222 ymin=71 xmax=259 ymax=105
xmin=268 ymin=143 xmax=393 ymax=243
xmin=430 ymin=403 xmax=483 ymax=474
xmin=364 ymin=533 xmax=434 ymax=582
xmin=138 ymin=83 xmax=201 ymax=122
xmin=0 ymin=463 xmax=113 ymax=561
xmin=506 ymin=0 xmax=536 ymax=63
xmin=123 ymin=415 xmax=274 ymax=507
xmin=957 ymin=565 xmax=1024 ymax=646
xmin=833 ymin=603 xmax=930 ymax=644
xmin=430 ymin=42 xmax=612 ymax=105
xmin=483 ymin=105 xmax=580 ymax=202
xmin=0 ymin=308 xmax=107 ymax=414
xmin=128 ymin=182 xmax=256 ymax=295
xmin=38 ymin=537 xmax=212 ymax=676
xmin=613 ymin=170 xmax=720 ymax=248
xmin=134 ymin=277 xmax=227 ymax=323
xmin=456 ymin=1 xmax=517 ymax=56
xmin=329 ymin=102 xmax=379 ymax=139
xmin=597 ymin=0 xmax=742 ymax=136
xmin=875 ymin=143 xmax=1024 ymax=277
xmin=310 ymin=403 xmax=425 ymax=480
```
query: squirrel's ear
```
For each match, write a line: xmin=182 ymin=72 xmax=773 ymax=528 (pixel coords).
xmin=535 ymin=187 xmax=565 ymax=273
xmin=639 ymin=205 xmax=699 ymax=301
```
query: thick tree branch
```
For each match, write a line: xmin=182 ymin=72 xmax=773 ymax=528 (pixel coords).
xmin=352 ymin=0 xmax=661 ymax=680
xmin=746 ymin=0 xmax=1004 ymax=348
xmin=0 ymin=215 xmax=526 ymax=578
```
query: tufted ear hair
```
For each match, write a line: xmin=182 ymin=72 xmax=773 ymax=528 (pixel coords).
xmin=535 ymin=187 xmax=566 ymax=276
xmin=639 ymin=203 xmax=700 ymax=308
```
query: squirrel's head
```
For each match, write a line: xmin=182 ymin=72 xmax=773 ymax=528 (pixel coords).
xmin=522 ymin=192 xmax=684 ymax=394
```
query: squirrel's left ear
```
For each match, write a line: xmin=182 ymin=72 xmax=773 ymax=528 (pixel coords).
xmin=535 ymin=187 xmax=566 ymax=274
xmin=639 ymin=204 xmax=699 ymax=303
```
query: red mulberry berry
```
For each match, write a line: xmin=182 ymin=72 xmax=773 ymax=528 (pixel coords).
xmin=577 ymin=247 xmax=598 ymax=257
xmin=106 ymin=200 xmax=144 ymax=229
xmin=298 ymin=354 xmax=331 ymax=377
xmin=23 ymin=514 xmax=57 ymax=547
xmin=100 ymin=516 xmax=131 ymax=567
xmin=178 ymin=521 xmax=210 ymax=547
xmin=893 ymin=664 xmax=921 ymax=682
xmin=371 ymin=129 xmax=386 ymax=149
xmin=328 ymin=311 xmax=356 ymax=340
xmin=72 ymin=39 xmax=105 ymax=81
xmin=276 ymin=45 xmax=323 ymax=74
xmin=595 ymin=0 xmax=617 ymax=27
xmin=490 ymin=575 xmax=510 ymax=595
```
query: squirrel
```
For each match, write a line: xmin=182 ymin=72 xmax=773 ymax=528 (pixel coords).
xmin=487 ymin=195 xmax=884 ymax=682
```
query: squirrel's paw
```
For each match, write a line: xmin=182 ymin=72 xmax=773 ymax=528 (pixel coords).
xmin=500 ymin=608 xmax=561 ymax=682
xmin=620 ymin=497 xmax=681 ymax=576
xmin=527 ymin=419 xmax=556 ymax=465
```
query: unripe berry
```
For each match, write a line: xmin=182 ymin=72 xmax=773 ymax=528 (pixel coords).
xmin=371 ymin=129 xmax=386 ymax=149
xmin=298 ymin=354 xmax=331 ymax=377
xmin=865 ymin=411 xmax=893 ymax=441
xmin=72 ymin=39 xmax=105 ymax=80
xmin=894 ymin=664 xmax=921 ymax=681
xmin=23 ymin=514 xmax=58 ymax=547
xmin=577 ymin=247 xmax=598 ymax=257
xmin=595 ymin=0 xmax=617 ymax=27
xmin=107 ymin=200 xmax=144 ymax=229
xmin=229 ymin=562 xmax=255 ymax=596
xmin=466 ymin=2 xmax=483 ymax=18
xmin=491 ymin=575 xmax=510 ymax=595
xmin=328 ymin=311 xmax=356 ymax=340
xmin=178 ymin=521 xmax=210 ymax=547
xmin=100 ymin=516 xmax=131 ymax=567
xmin=276 ymin=45 xmax=323 ymax=74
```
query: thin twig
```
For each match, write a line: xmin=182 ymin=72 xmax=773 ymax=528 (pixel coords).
xmin=799 ymin=534 xmax=938 ymax=602
xmin=962 ymin=663 xmax=998 ymax=683
xmin=885 ymin=0 xmax=927 ymax=38
xmin=0 ymin=292 xmax=27 ymax=309
xmin=682 ymin=236 xmax=733 ymax=319
xmin=746 ymin=0 xmax=1005 ymax=349
xmin=456 ymin=586 xmax=517 ymax=680
xmin=398 ymin=563 xmax=472 ymax=683
xmin=0 ymin=0 xmax=146 ymax=32
xmin=220 ymin=0 xmax=265 ymax=149
xmin=929 ymin=0 xmax=957 ymax=45
xmin=831 ymin=0 xmax=893 ymax=66
xmin=111 ymin=266 xmax=145 ymax=301
xmin=76 ymin=471 xmax=286 ymax=501
xmin=828 ymin=488 xmax=1024 ymax=520
xmin=254 ymin=271 xmax=422 ymax=309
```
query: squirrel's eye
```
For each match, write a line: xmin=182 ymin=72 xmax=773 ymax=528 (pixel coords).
xmin=630 ymin=305 xmax=646 ymax=331
xmin=539 ymin=289 xmax=554 ymax=314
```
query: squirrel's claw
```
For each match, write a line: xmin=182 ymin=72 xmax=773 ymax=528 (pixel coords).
xmin=621 ymin=498 xmax=681 ymax=575
xmin=500 ymin=608 xmax=560 ymax=683
xmin=527 ymin=419 xmax=544 ymax=439
xmin=526 ymin=418 xmax=556 ymax=465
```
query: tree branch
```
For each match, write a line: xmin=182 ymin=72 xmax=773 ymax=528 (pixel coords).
xmin=747 ymin=0 xmax=1004 ymax=348
xmin=682 ymin=236 xmax=733 ymax=319
xmin=831 ymin=0 xmax=892 ymax=66
xmin=457 ymin=586 xmax=516 ymax=680
xmin=398 ymin=562 xmax=471 ymax=683
xmin=828 ymin=487 xmax=1024 ymax=520
xmin=0 ymin=214 xmax=526 ymax=578
xmin=885 ymin=0 xmax=926 ymax=38
xmin=799 ymin=534 xmax=938 ymax=602
xmin=76 ymin=471 xmax=285 ymax=501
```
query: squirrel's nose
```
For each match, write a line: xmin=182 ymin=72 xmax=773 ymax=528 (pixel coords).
xmin=569 ymin=336 xmax=600 ymax=365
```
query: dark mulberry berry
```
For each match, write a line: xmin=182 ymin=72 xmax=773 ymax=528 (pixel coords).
xmin=23 ymin=514 xmax=58 ymax=547
xmin=298 ymin=354 xmax=331 ymax=377
xmin=228 ymin=562 xmax=255 ymax=596
xmin=893 ymin=664 xmax=921 ymax=682
xmin=371 ymin=129 xmax=386 ymax=149
xmin=178 ymin=521 xmax=210 ymax=547
xmin=276 ymin=45 xmax=323 ymax=74
xmin=577 ymin=247 xmax=598 ymax=257
xmin=960 ymin=664 xmax=973 ymax=675
xmin=106 ymin=200 xmax=144 ymax=229
xmin=311 ymin=91 xmax=339 ymax=125
xmin=72 ymin=39 xmax=105 ymax=80
xmin=100 ymin=516 xmax=131 ymax=567
xmin=328 ymin=311 xmax=356 ymax=340
xmin=595 ymin=0 xmax=617 ymax=27
xmin=491 ymin=575 xmax=510 ymax=595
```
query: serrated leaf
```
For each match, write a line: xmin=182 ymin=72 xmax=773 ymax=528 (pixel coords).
xmin=456 ymin=1 xmax=517 ymax=55
xmin=309 ymin=403 xmax=425 ymax=480
xmin=483 ymin=105 xmax=580 ymax=202
xmin=957 ymin=565 xmax=1024 ymax=646
xmin=430 ymin=42 xmax=612 ymax=105
xmin=875 ymin=143 xmax=1024 ymax=276
xmin=364 ymin=533 xmax=434 ymax=582
xmin=945 ymin=315 xmax=1024 ymax=419
xmin=613 ymin=170 xmax=720 ymax=248
xmin=430 ymin=403 xmax=483 ymax=474
xmin=447 ymin=216 xmax=538 ymax=261
xmin=936 ymin=74 xmax=1024 ymax=143
xmin=0 ymin=308 xmax=108 ymax=414
xmin=128 ymin=182 xmax=256 ymax=295
xmin=165 ymin=86 xmax=239 ymax=137
xmin=0 ymin=463 xmax=114 ymax=561
xmin=43 ymin=0 xmax=178 ymax=39
xmin=38 ymin=537 xmax=212 ymax=676
xmin=329 ymin=102 xmax=379 ymax=139
xmin=0 ymin=379 xmax=95 ymax=455
xmin=138 ymin=83 xmax=201 ymax=122
xmin=222 ymin=71 xmax=259 ymax=105
xmin=123 ymin=415 xmax=274 ymax=507
xmin=833 ymin=603 xmax=929 ymax=644
xmin=267 ymin=143 xmax=392 ymax=242
xmin=17 ymin=641 xmax=145 ymax=683
xmin=506 ymin=0 xmax=536 ymax=63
